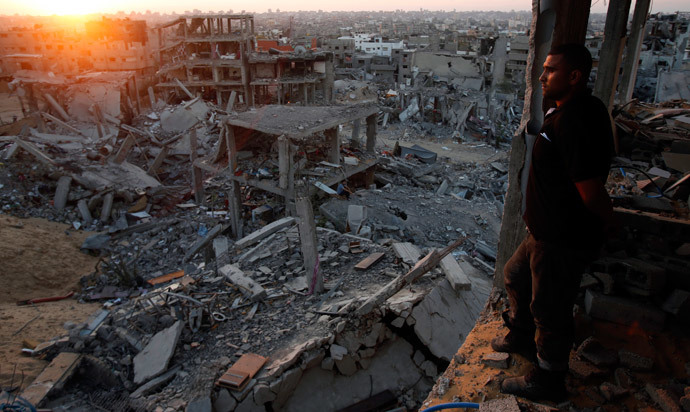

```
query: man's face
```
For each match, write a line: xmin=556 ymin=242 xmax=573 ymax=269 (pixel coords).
xmin=539 ymin=54 xmax=575 ymax=102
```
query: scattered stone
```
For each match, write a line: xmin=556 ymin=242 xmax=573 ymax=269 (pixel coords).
xmin=619 ymin=350 xmax=654 ymax=371
xmin=646 ymin=384 xmax=682 ymax=412
xmin=420 ymin=360 xmax=438 ymax=377
xmin=577 ymin=337 xmax=618 ymax=366
xmin=479 ymin=395 xmax=520 ymax=412
xmin=568 ymin=358 xmax=608 ymax=380
xmin=329 ymin=344 xmax=348 ymax=361
xmin=335 ymin=355 xmax=358 ymax=376
xmin=482 ymin=352 xmax=510 ymax=369
xmin=213 ymin=389 xmax=237 ymax=412
xmin=185 ymin=396 xmax=212 ymax=412
xmin=599 ymin=382 xmax=629 ymax=401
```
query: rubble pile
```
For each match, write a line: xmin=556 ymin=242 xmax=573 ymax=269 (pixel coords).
xmin=1 ymin=83 xmax=508 ymax=411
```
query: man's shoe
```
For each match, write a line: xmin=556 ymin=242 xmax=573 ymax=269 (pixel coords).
xmin=490 ymin=333 xmax=536 ymax=360
xmin=500 ymin=368 xmax=567 ymax=402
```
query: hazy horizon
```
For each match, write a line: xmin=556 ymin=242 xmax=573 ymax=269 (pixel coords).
xmin=2 ymin=0 xmax=688 ymax=18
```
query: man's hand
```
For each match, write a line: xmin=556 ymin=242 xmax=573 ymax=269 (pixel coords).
xmin=574 ymin=177 xmax=619 ymax=238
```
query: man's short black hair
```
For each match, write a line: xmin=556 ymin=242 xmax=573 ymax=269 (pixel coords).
xmin=548 ymin=43 xmax=592 ymax=82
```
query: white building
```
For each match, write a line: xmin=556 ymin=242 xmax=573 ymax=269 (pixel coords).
xmin=338 ymin=34 xmax=404 ymax=57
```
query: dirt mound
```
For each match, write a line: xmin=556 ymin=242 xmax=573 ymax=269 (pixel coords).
xmin=0 ymin=214 xmax=102 ymax=391
xmin=0 ymin=214 xmax=98 ymax=304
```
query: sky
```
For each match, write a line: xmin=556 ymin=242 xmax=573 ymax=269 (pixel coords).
xmin=3 ymin=0 xmax=688 ymax=17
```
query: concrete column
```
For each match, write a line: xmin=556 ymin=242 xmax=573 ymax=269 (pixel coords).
xmin=296 ymin=197 xmax=323 ymax=294
xmin=278 ymin=135 xmax=290 ymax=190
xmin=593 ymin=0 xmax=633 ymax=111
xmin=226 ymin=126 xmax=242 ymax=239
xmin=619 ymin=0 xmax=652 ymax=104
xmin=365 ymin=114 xmax=377 ymax=153
xmin=325 ymin=127 xmax=339 ymax=165
xmin=189 ymin=128 xmax=204 ymax=204
xmin=494 ymin=0 xmax=591 ymax=288
xmin=351 ymin=119 xmax=361 ymax=149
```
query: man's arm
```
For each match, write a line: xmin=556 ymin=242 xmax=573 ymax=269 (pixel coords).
xmin=574 ymin=177 xmax=619 ymax=236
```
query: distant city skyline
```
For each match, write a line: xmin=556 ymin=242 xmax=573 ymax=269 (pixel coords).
xmin=3 ymin=0 xmax=688 ymax=17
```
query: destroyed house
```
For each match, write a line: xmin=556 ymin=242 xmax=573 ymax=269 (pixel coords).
xmin=247 ymin=50 xmax=335 ymax=106
xmin=155 ymin=15 xmax=256 ymax=108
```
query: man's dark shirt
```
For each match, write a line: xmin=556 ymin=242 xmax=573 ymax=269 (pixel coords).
xmin=524 ymin=90 xmax=614 ymax=250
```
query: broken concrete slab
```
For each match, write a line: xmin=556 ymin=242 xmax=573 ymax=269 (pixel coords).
xmin=130 ymin=365 xmax=181 ymax=398
xmin=235 ymin=217 xmax=295 ymax=249
xmin=478 ymin=395 xmax=520 ymax=412
xmin=133 ymin=320 xmax=184 ymax=384
xmin=214 ymin=389 xmax=237 ymax=412
xmin=411 ymin=276 xmax=490 ymax=361
xmin=219 ymin=264 xmax=266 ymax=301
xmin=282 ymin=338 xmax=427 ymax=412
xmin=392 ymin=242 xmax=422 ymax=266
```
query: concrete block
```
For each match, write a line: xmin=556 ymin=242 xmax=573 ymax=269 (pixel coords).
xmin=576 ymin=337 xmax=618 ymax=366
xmin=479 ymin=396 xmax=520 ymax=412
xmin=252 ymin=382 xmax=275 ymax=405
xmin=335 ymin=355 xmax=358 ymax=376
xmin=585 ymin=290 xmax=665 ymax=332
xmin=619 ymin=350 xmax=654 ymax=371
xmin=329 ymin=344 xmax=348 ymax=361
xmin=646 ymin=384 xmax=682 ymax=412
xmin=568 ymin=358 xmax=607 ymax=380
xmin=420 ymin=360 xmax=437 ymax=377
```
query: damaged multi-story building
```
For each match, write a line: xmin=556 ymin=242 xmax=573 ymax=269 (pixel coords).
xmin=154 ymin=14 xmax=335 ymax=108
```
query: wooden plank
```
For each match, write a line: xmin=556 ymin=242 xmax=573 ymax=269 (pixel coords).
xmin=438 ymin=253 xmax=471 ymax=291
xmin=21 ymin=352 xmax=82 ymax=407
xmin=392 ymin=242 xmax=422 ymax=265
xmin=235 ymin=217 xmax=295 ymax=249
xmin=355 ymin=252 xmax=385 ymax=270
xmin=356 ymin=237 xmax=465 ymax=316
xmin=219 ymin=264 xmax=266 ymax=301
xmin=147 ymin=269 xmax=185 ymax=285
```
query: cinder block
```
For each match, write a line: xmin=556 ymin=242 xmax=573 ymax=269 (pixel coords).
xmin=585 ymin=290 xmax=665 ymax=332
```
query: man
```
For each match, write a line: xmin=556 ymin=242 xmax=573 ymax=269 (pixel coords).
xmin=492 ymin=43 xmax=616 ymax=401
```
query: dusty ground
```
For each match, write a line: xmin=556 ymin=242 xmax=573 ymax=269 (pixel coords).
xmin=0 ymin=214 xmax=101 ymax=391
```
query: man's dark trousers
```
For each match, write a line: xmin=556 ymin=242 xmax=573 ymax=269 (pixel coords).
xmin=503 ymin=233 xmax=597 ymax=371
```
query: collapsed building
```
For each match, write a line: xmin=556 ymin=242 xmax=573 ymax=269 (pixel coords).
xmin=154 ymin=14 xmax=335 ymax=108
xmin=0 ymin=4 xmax=690 ymax=412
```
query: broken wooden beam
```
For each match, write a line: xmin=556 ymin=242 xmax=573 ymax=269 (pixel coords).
xmin=356 ymin=237 xmax=465 ymax=316
xmin=235 ymin=217 xmax=295 ymax=249
xmin=219 ymin=264 xmax=266 ymax=301
xmin=355 ymin=252 xmax=385 ymax=270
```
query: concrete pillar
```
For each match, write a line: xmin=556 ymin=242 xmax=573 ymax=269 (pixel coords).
xmin=351 ymin=119 xmax=361 ymax=149
xmin=326 ymin=127 xmax=339 ymax=165
xmin=365 ymin=114 xmax=377 ymax=153
xmin=296 ymin=197 xmax=323 ymax=294
xmin=619 ymin=0 xmax=652 ymax=104
xmin=278 ymin=135 xmax=290 ymax=190
xmin=226 ymin=126 xmax=242 ymax=239
xmin=494 ymin=0 xmax=591 ymax=288
xmin=593 ymin=0 xmax=633 ymax=111
xmin=189 ymin=127 xmax=204 ymax=205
